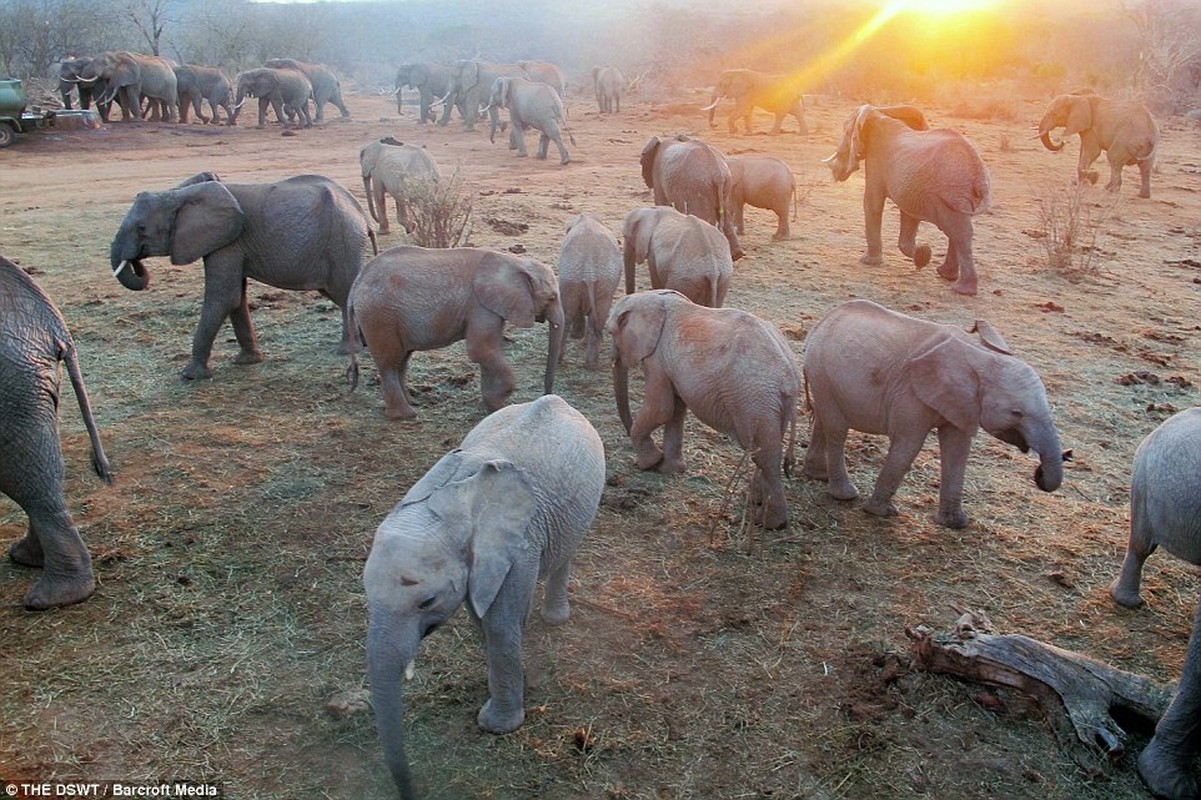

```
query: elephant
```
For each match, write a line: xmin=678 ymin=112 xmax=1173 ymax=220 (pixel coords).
xmin=486 ymin=76 xmax=575 ymax=165
xmin=609 ymin=290 xmax=800 ymax=530
xmin=1037 ymin=91 xmax=1159 ymax=198
xmin=359 ymin=136 xmax=439 ymax=235
xmin=445 ymin=59 xmax=525 ymax=132
xmin=622 ymin=206 xmax=732 ymax=308
xmin=822 ymin=104 xmax=991 ymax=296
xmin=173 ymin=64 xmax=234 ymax=125
xmin=801 ymin=299 xmax=1066 ymax=529
xmin=1 ymin=254 xmax=112 ymax=610
xmin=394 ymin=62 xmax=459 ymax=125
xmin=703 ymin=68 xmax=807 ymax=135
xmin=79 ymin=50 xmax=178 ymax=122
xmin=263 ymin=58 xmax=350 ymax=123
xmin=640 ymin=134 xmax=744 ymax=261
xmin=364 ymin=393 xmax=605 ymax=799
xmin=1110 ymin=408 xmax=1201 ymax=609
xmin=231 ymin=67 xmax=312 ymax=128
xmin=1139 ymin=598 xmax=1201 ymax=797
xmin=57 ymin=57 xmax=114 ymax=121
xmin=558 ymin=213 xmax=622 ymax=370
xmin=346 ymin=245 xmax=565 ymax=420
xmin=591 ymin=65 xmax=624 ymax=114
xmin=515 ymin=59 xmax=567 ymax=108
xmin=109 ymin=172 xmax=374 ymax=380
xmin=726 ymin=155 xmax=796 ymax=241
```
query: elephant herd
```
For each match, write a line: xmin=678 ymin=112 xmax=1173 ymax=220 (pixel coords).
xmin=58 ymin=51 xmax=350 ymax=128
xmin=3 ymin=64 xmax=1194 ymax=799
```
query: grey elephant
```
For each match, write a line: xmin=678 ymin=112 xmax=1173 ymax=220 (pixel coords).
xmin=822 ymin=104 xmax=991 ymax=296
xmin=622 ymin=206 xmax=732 ymax=308
xmin=110 ymin=172 xmax=374 ymax=380
xmin=173 ymin=64 xmax=234 ymax=125
xmin=558 ymin=213 xmax=622 ymax=369
xmin=365 ymin=393 xmax=605 ymax=799
xmin=486 ymin=76 xmax=575 ymax=165
xmin=726 ymin=155 xmax=796 ymax=241
xmin=359 ymin=136 xmax=439 ymax=235
xmin=263 ymin=58 xmax=350 ymax=123
xmin=58 ymin=57 xmax=114 ymax=120
xmin=79 ymin=50 xmax=178 ymax=122
xmin=1110 ymin=408 xmax=1201 ymax=609
xmin=703 ymin=68 xmax=807 ymax=135
xmin=802 ymin=300 xmax=1066 ymax=529
xmin=515 ymin=60 xmax=567 ymax=105
xmin=231 ymin=67 xmax=312 ymax=128
xmin=609 ymin=290 xmax=800 ymax=530
xmin=591 ymin=66 xmax=624 ymax=114
xmin=1 ymin=254 xmax=112 ymax=610
xmin=445 ymin=59 xmax=525 ymax=132
xmin=1038 ymin=91 xmax=1159 ymax=198
xmin=640 ymin=134 xmax=744 ymax=261
xmin=347 ymin=245 xmax=564 ymax=420
xmin=394 ymin=62 xmax=459 ymax=124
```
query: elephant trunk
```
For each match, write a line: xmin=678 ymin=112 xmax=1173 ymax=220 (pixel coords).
xmin=363 ymin=176 xmax=380 ymax=223
xmin=1037 ymin=112 xmax=1064 ymax=152
xmin=367 ymin=618 xmax=419 ymax=800
xmin=109 ymin=235 xmax=150 ymax=291
xmin=543 ymin=298 xmax=565 ymax=395
xmin=1026 ymin=421 xmax=1065 ymax=493
xmin=614 ymin=360 xmax=633 ymax=434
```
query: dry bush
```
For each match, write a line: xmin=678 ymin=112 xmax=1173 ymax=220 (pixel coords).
xmin=404 ymin=169 xmax=474 ymax=248
xmin=1033 ymin=181 xmax=1119 ymax=277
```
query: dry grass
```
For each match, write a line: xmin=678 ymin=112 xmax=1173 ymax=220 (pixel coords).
xmin=1033 ymin=181 xmax=1120 ymax=278
xmin=404 ymin=169 xmax=475 ymax=249
xmin=0 ymin=91 xmax=1199 ymax=800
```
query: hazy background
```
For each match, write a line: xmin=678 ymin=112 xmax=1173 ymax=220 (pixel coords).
xmin=1 ymin=0 xmax=1198 ymax=111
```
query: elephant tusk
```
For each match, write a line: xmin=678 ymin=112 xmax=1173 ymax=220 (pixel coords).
xmin=820 ymin=153 xmax=837 ymax=164
xmin=404 ymin=660 xmax=415 ymax=680
xmin=700 ymin=98 xmax=721 ymax=111
xmin=112 ymin=260 xmax=130 ymax=278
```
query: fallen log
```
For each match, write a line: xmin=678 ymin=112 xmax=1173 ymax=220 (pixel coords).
xmin=906 ymin=610 xmax=1175 ymax=769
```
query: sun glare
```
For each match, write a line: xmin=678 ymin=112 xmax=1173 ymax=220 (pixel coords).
xmin=887 ymin=0 xmax=998 ymax=16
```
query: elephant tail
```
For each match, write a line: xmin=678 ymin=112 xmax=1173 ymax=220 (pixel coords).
xmin=368 ymin=226 xmax=379 ymax=256
xmin=346 ymin=296 xmax=362 ymax=393
xmin=59 ymin=339 xmax=113 ymax=485
xmin=782 ymin=392 xmax=798 ymax=479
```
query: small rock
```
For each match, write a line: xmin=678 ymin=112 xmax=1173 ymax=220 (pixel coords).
xmin=326 ymin=689 xmax=372 ymax=719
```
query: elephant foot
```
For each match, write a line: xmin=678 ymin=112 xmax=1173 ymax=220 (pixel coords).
xmin=635 ymin=448 xmax=664 ymax=471
xmin=859 ymin=253 xmax=883 ymax=266
xmin=560 ymin=157 xmax=571 ymax=165
xmin=377 ymin=226 xmax=391 ymax=235
xmin=951 ymin=277 xmax=978 ymax=296
xmin=771 ymin=231 xmax=790 ymax=242
xmin=478 ymin=698 xmax=524 ymax=734
xmin=1108 ymin=580 xmax=1144 ymax=609
xmin=1083 ymin=170 xmax=1099 ymax=185
xmin=914 ymin=244 xmax=932 ymax=269
xmin=385 ymin=404 xmax=418 ymax=421
xmin=828 ymin=480 xmax=859 ymax=501
xmin=232 ymin=350 xmax=265 ymax=366
xmin=24 ymin=569 xmax=96 ymax=611
xmin=935 ymin=508 xmax=970 ymax=529
xmin=1138 ymin=738 xmax=1198 ymax=800
xmin=656 ymin=455 xmax=687 ymax=474
xmin=9 ymin=535 xmax=44 ymax=568
xmin=755 ymin=500 xmax=789 ymax=531
xmin=863 ymin=497 xmax=898 ymax=517
xmin=540 ymin=600 xmax=571 ymax=625
xmin=1139 ymin=189 xmax=1151 ymax=199
xmin=180 ymin=362 xmax=213 ymax=380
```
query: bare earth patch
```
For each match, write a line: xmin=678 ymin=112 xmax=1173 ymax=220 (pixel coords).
xmin=0 ymin=88 xmax=1199 ymax=799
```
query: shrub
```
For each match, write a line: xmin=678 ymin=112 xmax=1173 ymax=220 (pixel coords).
xmin=404 ymin=169 xmax=474 ymax=249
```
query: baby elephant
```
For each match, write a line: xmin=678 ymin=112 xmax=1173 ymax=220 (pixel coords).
xmin=609 ymin=290 xmax=800 ymax=530
xmin=347 ymin=245 xmax=564 ymax=419
xmin=488 ymin=75 xmax=575 ymax=165
xmin=1 ymin=254 xmax=112 ymax=610
xmin=803 ymin=300 xmax=1066 ymax=528
xmin=558 ymin=213 xmax=622 ymax=370
xmin=364 ymin=394 xmax=605 ymax=798
xmin=622 ymin=206 xmax=733 ymax=308
xmin=726 ymin=155 xmax=796 ymax=241
xmin=359 ymin=136 xmax=439 ymax=235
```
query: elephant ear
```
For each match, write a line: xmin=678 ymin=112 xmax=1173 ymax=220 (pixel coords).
xmin=1064 ymin=96 xmax=1093 ymax=138
xmin=969 ymin=320 xmax=1012 ymax=355
xmin=848 ymin=105 xmax=872 ymax=163
xmin=640 ymin=137 xmax=661 ymax=188
xmin=909 ymin=337 xmax=983 ymax=432
xmin=879 ymin=104 xmax=929 ymax=131
xmin=113 ymin=56 xmax=138 ymax=88
xmin=475 ymin=254 xmax=538 ymax=327
xmin=613 ymin=293 xmax=667 ymax=365
xmin=411 ymin=63 xmax=427 ymax=86
xmin=174 ymin=172 xmax=221 ymax=189
xmin=465 ymin=461 xmax=536 ymax=618
xmin=730 ymin=71 xmax=754 ymax=97
xmin=169 ymin=181 xmax=246 ymax=266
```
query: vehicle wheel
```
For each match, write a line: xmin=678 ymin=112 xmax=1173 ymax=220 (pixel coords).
xmin=0 ymin=122 xmax=15 ymax=147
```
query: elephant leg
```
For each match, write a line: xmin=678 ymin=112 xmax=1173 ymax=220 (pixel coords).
xmin=629 ymin=370 xmax=677 ymax=471
xmin=734 ymin=202 xmax=745 ymax=235
xmin=860 ymin=187 xmax=886 ymax=265
xmin=374 ymin=185 xmax=391 ymax=234
xmin=657 ymin=394 xmax=689 ymax=474
xmin=1110 ymin=486 xmax=1156 ymax=608
xmin=257 ymin=97 xmax=270 ymax=128
xmin=933 ymin=426 xmax=972 ymax=529
xmin=478 ymin=587 xmax=533 ymax=734
xmin=1076 ymin=140 xmax=1102 ymax=185
xmin=772 ymin=204 xmax=790 ymax=240
xmin=540 ymin=560 xmax=573 ymax=624
xmin=584 ymin=312 xmax=603 ymax=370
xmin=770 ymin=112 xmax=785 ymax=135
xmin=1138 ymin=594 xmax=1201 ymax=800
xmin=749 ymin=445 xmax=788 ymax=530
xmin=183 ymin=267 xmax=246 ymax=379
xmin=8 ymin=521 xmax=43 ymax=567
xmin=802 ymin=414 xmax=830 ymax=481
xmin=227 ymin=279 xmax=264 ymax=366
xmin=467 ymin=317 xmax=515 ymax=411
xmin=380 ymin=350 xmax=417 ymax=420
xmin=863 ymin=432 xmax=926 ymax=518
xmin=545 ymin=124 xmax=570 ymax=165
xmin=536 ymin=132 xmax=550 ymax=160
xmin=822 ymin=423 xmax=859 ymax=502
xmin=1104 ymin=152 xmax=1125 ymax=194
xmin=1137 ymin=157 xmax=1153 ymax=199
xmin=938 ymin=218 xmax=978 ymax=296
xmin=897 ymin=211 xmax=931 ymax=268
xmin=6 ymin=469 xmax=96 ymax=609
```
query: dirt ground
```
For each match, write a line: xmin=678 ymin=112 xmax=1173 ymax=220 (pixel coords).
xmin=1 ymin=82 xmax=1199 ymax=800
